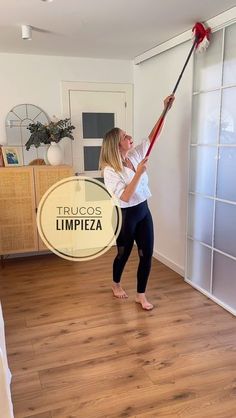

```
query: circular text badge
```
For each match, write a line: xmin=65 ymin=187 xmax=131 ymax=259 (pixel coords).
xmin=37 ymin=176 xmax=122 ymax=261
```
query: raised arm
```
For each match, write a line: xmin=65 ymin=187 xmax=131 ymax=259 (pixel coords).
xmin=148 ymin=95 xmax=175 ymax=143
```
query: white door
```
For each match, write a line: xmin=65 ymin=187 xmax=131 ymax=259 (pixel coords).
xmin=62 ymin=82 xmax=133 ymax=179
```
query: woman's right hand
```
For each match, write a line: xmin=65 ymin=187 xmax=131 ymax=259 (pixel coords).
xmin=136 ymin=157 xmax=149 ymax=176
xmin=164 ymin=94 xmax=175 ymax=110
xmin=121 ymin=157 xmax=149 ymax=202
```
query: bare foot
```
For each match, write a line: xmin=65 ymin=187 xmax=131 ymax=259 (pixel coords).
xmin=112 ymin=283 xmax=128 ymax=299
xmin=135 ymin=293 xmax=154 ymax=310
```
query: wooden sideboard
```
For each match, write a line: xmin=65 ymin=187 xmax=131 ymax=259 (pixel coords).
xmin=0 ymin=165 xmax=73 ymax=257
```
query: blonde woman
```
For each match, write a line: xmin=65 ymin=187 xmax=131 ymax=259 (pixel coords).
xmin=100 ymin=95 xmax=174 ymax=310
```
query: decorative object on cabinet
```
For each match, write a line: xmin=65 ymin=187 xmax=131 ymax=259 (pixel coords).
xmin=25 ymin=118 xmax=75 ymax=149
xmin=5 ymin=104 xmax=50 ymax=166
xmin=0 ymin=165 xmax=73 ymax=259
xmin=46 ymin=142 xmax=63 ymax=165
xmin=2 ymin=146 xmax=21 ymax=166
xmin=25 ymin=117 xmax=75 ymax=166
xmin=29 ymin=158 xmax=46 ymax=165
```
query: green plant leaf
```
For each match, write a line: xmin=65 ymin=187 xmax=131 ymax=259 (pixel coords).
xmin=25 ymin=118 xmax=75 ymax=150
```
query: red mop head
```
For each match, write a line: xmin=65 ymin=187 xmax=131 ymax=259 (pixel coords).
xmin=192 ymin=22 xmax=211 ymax=52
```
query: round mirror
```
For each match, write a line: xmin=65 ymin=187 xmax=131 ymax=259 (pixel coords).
xmin=5 ymin=104 xmax=50 ymax=165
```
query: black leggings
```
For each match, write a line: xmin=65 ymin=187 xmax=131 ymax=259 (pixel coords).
xmin=113 ymin=200 xmax=154 ymax=293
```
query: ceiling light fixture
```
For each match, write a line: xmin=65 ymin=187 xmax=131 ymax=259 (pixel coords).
xmin=41 ymin=0 xmax=54 ymax=2
xmin=21 ymin=24 xmax=32 ymax=40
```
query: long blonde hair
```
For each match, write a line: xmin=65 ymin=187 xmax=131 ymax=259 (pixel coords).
xmin=99 ymin=127 xmax=123 ymax=172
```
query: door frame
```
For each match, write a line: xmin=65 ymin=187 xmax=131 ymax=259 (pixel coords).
xmin=61 ymin=82 xmax=133 ymax=172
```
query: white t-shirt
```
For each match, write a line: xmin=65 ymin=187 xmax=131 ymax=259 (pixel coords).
xmin=103 ymin=138 xmax=152 ymax=208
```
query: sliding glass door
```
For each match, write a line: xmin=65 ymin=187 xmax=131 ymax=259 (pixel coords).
xmin=186 ymin=23 xmax=236 ymax=315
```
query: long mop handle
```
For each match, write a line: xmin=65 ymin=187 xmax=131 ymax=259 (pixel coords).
xmin=145 ymin=38 xmax=198 ymax=157
xmin=172 ymin=38 xmax=197 ymax=94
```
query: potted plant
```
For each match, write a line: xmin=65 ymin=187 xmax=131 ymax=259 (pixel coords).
xmin=25 ymin=118 xmax=75 ymax=165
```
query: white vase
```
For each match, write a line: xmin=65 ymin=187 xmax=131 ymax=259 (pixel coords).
xmin=47 ymin=142 xmax=63 ymax=165
xmin=43 ymin=145 xmax=50 ymax=164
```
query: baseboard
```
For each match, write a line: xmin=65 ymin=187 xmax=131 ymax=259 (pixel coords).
xmin=185 ymin=278 xmax=236 ymax=317
xmin=153 ymin=250 xmax=184 ymax=277
xmin=4 ymin=251 xmax=51 ymax=259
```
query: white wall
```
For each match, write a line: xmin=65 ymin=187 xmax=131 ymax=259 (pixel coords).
xmin=0 ymin=53 xmax=133 ymax=140
xmin=0 ymin=49 xmax=192 ymax=274
xmin=134 ymin=41 xmax=193 ymax=275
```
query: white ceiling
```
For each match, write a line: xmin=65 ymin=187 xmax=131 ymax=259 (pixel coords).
xmin=1 ymin=0 xmax=236 ymax=60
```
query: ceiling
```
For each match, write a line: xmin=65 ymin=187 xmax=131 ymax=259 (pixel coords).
xmin=0 ymin=0 xmax=235 ymax=60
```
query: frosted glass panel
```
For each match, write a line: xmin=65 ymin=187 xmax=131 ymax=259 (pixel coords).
xmin=188 ymin=194 xmax=213 ymax=245
xmin=223 ymin=23 xmax=236 ymax=86
xmin=193 ymin=30 xmax=223 ymax=91
xmin=220 ymin=87 xmax=236 ymax=145
xmin=84 ymin=146 xmax=101 ymax=171
xmin=187 ymin=239 xmax=211 ymax=291
xmin=213 ymin=251 xmax=236 ymax=310
xmin=188 ymin=25 xmax=236 ymax=314
xmin=215 ymin=202 xmax=236 ymax=258
xmin=82 ymin=113 xmax=114 ymax=138
xmin=216 ymin=147 xmax=236 ymax=202
xmin=191 ymin=92 xmax=220 ymax=144
xmin=189 ymin=146 xmax=217 ymax=196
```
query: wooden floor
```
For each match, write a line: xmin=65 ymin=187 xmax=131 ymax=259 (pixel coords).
xmin=0 ymin=249 xmax=236 ymax=418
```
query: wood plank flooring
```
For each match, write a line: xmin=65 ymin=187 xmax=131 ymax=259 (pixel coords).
xmin=0 ymin=249 xmax=236 ymax=418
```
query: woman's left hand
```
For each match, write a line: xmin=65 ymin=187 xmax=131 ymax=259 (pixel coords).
xmin=164 ymin=94 xmax=175 ymax=110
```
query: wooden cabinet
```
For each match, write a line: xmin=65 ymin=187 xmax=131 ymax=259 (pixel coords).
xmin=0 ymin=166 xmax=73 ymax=256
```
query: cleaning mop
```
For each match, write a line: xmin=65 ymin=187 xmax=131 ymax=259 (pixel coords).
xmin=145 ymin=22 xmax=211 ymax=157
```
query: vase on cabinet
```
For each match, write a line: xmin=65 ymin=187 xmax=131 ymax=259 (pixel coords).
xmin=47 ymin=142 xmax=63 ymax=165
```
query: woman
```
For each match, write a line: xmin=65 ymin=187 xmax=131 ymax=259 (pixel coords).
xmin=99 ymin=95 xmax=174 ymax=310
